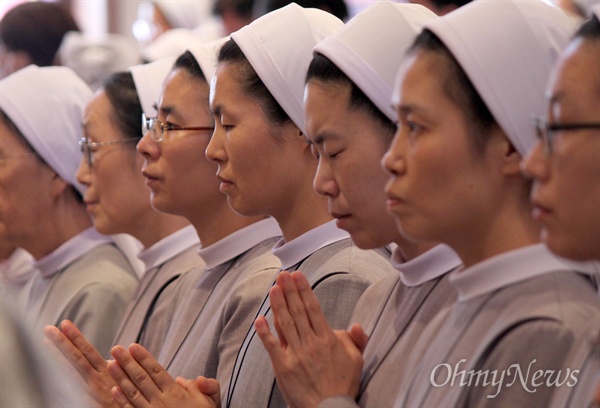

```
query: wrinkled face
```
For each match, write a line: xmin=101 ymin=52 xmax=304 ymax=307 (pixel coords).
xmin=137 ymin=68 xmax=222 ymax=221
xmin=75 ymin=90 xmax=149 ymax=236
xmin=383 ymin=51 xmax=498 ymax=248
xmin=0 ymin=120 xmax=55 ymax=246
xmin=521 ymin=39 xmax=600 ymax=261
xmin=304 ymin=79 xmax=399 ymax=249
xmin=206 ymin=62 xmax=307 ymax=219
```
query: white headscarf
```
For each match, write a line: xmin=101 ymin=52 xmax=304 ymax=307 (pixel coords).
xmin=188 ymin=36 xmax=229 ymax=84
xmin=129 ymin=56 xmax=176 ymax=119
xmin=0 ymin=65 xmax=92 ymax=195
xmin=314 ymin=2 xmax=437 ymax=122
xmin=230 ymin=3 xmax=344 ymax=134
xmin=153 ymin=0 xmax=214 ymax=30
xmin=417 ymin=0 xmax=576 ymax=156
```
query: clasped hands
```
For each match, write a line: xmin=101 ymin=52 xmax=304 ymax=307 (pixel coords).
xmin=43 ymin=270 xmax=367 ymax=408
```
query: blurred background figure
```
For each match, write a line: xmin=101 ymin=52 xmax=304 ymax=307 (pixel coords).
xmin=253 ymin=0 xmax=349 ymax=21
xmin=408 ymin=0 xmax=471 ymax=15
xmin=133 ymin=0 xmax=224 ymax=61
xmin=0 ymin=1 xmax=79 ymax=78
xmin=58 ymin=32 xmax=142 ymax=90
xmin=213 ymin=0 xmax=255 ymax=34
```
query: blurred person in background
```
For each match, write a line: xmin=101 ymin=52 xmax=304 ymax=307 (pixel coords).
xmin=0 ymin=1 xmax=79 ymax=79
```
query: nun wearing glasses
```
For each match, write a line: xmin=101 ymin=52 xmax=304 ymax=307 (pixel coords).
xmin=0 ymin=65 xmax=137 ymax=355
xmin=44 ymin=56 xmax=205 ymax=407
xmin=522 ymin=9 xmax=600 ymax=407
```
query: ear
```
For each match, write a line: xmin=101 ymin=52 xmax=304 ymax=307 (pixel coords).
xmin=48 ymin=169 xmax=69 ymax=199
xmin=498 ymin=132 xmax=522 ymax=177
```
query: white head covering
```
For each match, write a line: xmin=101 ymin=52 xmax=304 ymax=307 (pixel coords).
xmin=129 ymin=56 xmax=176 ymax=119
xmin=418 ymin=0 xmax=575 ymax=156
xmin=591 ymin=3 xmax=600 ymax=20
xmin=188 ymin=36 xmax=229 ymax=84
xmin=314 ymin=2 xmax=437 ymax=122
xmin=59 ymin=32 xmax=142 ymax=91
xmin=153 ymin=0 xmax=214 ymax=30
xmin=230 ymin=3 xmax=344 ymax=134
xmin=141 ymin=28 xmax=205 ymax=62
xmin=0 ymin=65 xmax=92 ymax=195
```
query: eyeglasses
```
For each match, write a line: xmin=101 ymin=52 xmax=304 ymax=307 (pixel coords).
xmin=533 ymin=116 xmax=600 ymax=155
xmin=0 ymin=153 xmax=37 ymax=165
xmin=142 ymin=113 xmax=214 ymax=143
xmin=79 ymin=137 xmax=140 ymax=167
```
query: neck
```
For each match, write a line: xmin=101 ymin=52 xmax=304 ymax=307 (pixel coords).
xmin=27 ymin=201 xmax=93 ymax=260
xmin=453 ymin=197 xmax=540 ymax=269
xmin=132 ymin=212 xmax=191 ymax=249
xmin=189 ymin=203 xmax=267 ymax=248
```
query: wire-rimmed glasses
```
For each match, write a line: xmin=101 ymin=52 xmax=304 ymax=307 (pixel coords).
xmin=533 ymin=116 xmax=600 ymax=155
xmin=142 ymin=113 xmax=215 ymax=142
xmin=79 ymin=137 xmax=140 ymax=166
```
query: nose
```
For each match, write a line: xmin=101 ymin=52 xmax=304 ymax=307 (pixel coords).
xmin=205 ymin=126 xmax=226 ymax=163
xmin=382 ymin=130 xmax=406 ymax=176
xmin=520 ymin=141 xmax=550 ymax=181
xmin=75 ymin=156 xmax=91 ymax=187
xmin=137 ymin=130 xmax=159 ymax=161
xmin=313 ymin=159 xmax=338 ymax=198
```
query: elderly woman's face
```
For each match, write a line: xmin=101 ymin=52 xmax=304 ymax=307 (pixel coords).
xmin=522 ymin=39 xmax=600 ymax=261
xmin=75 ymin=89 xmax=149 ymax=237
xmin=0 ymin=120 xmax=55 ymax=247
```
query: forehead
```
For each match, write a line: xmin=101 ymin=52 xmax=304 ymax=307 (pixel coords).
xmin=159 ymin=68 xmax=207 ymax=107
xmin=548 ymin=40 xmax=600 ymax=113
xmin=0 ymin=117 xmax=28 ymax=151
xmin=394 ymin=50 xmax=448 ymax=107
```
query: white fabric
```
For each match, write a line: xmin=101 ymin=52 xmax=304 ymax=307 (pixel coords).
xmin=188 ymin=36 xmax=229 ymax=84
xmin=142 ymin=28 xmax=202 ymax=62
xmin=272 ymin=219 xmax=350 ymax=270
xmin=394 ymin=244 xmax=461 ymax=287
xmin=592 ymin=3 xmax=600 ymax=19
xmin=417 ymin=0 xmax=576 ymax=156
xmin=231 ymin=3 xmax=344 ymax=134
xmin=449 ymin=243 xmax=591 ymax=302
xmin=153 ymin=0 xmax=214 ymax=30
xmin=138 ymin=225 xmax=199 ymax=272
xmin=33 ymin=227 xmax=111 ymax=278
xmin=197 ymin=218 xmax=281 ymax=269
xmin=314 ymin=2 xmax=437 ymax=122
xmin=129 ymin=56 xmax=176 ymax=119
xmin=0 ymin=65 xmax=92 ymax=195
xmin=110 ymin=234 xmax=145 ymax=278
xmin=59 ymin=32 xmax=142 ymax=91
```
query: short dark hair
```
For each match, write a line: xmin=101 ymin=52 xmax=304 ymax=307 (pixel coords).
xmin=102 ymin=71 xmax=143 ymax=140
xmin=574 ymin=14 xmax=600 ymax=41
xmin=409 ymin=29 xmax=498 ymax=154
xmin=173 ymin=50 xmax=207 ymax=82
xmin=0 ymin=2 xmax=79 ymax=66
xmin=217 ymin=39 xmax=291 ymax=126
xmin=213 ymin=0 xmax=255 ymax=20
xmin=306 ymin=53 xmax=396 ymax=141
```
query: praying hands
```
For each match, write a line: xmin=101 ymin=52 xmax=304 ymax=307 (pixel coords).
xmin=255 ymin=271 xmax=368 ymax=408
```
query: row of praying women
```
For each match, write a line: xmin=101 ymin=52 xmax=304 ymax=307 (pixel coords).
xmin=0 ymin=1 xmax=598 ymax=407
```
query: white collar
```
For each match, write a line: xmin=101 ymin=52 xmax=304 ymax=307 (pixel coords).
xmin=272 ymin=220 xmax=350 ymax=270
xmin=396 ymin=244 xmax=462 ymax=287
xmin=137 ymin=225 xmax=200 ymax=272
xmin=197 ymin=218 xmax=281 ymax=270
xmin=33 ymin=228 xmax=112 ymax=278
xmin=450 ymin=243 xmax=580 ymax=302
xmin=0 ymin=248 xmax=36 ymax=285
